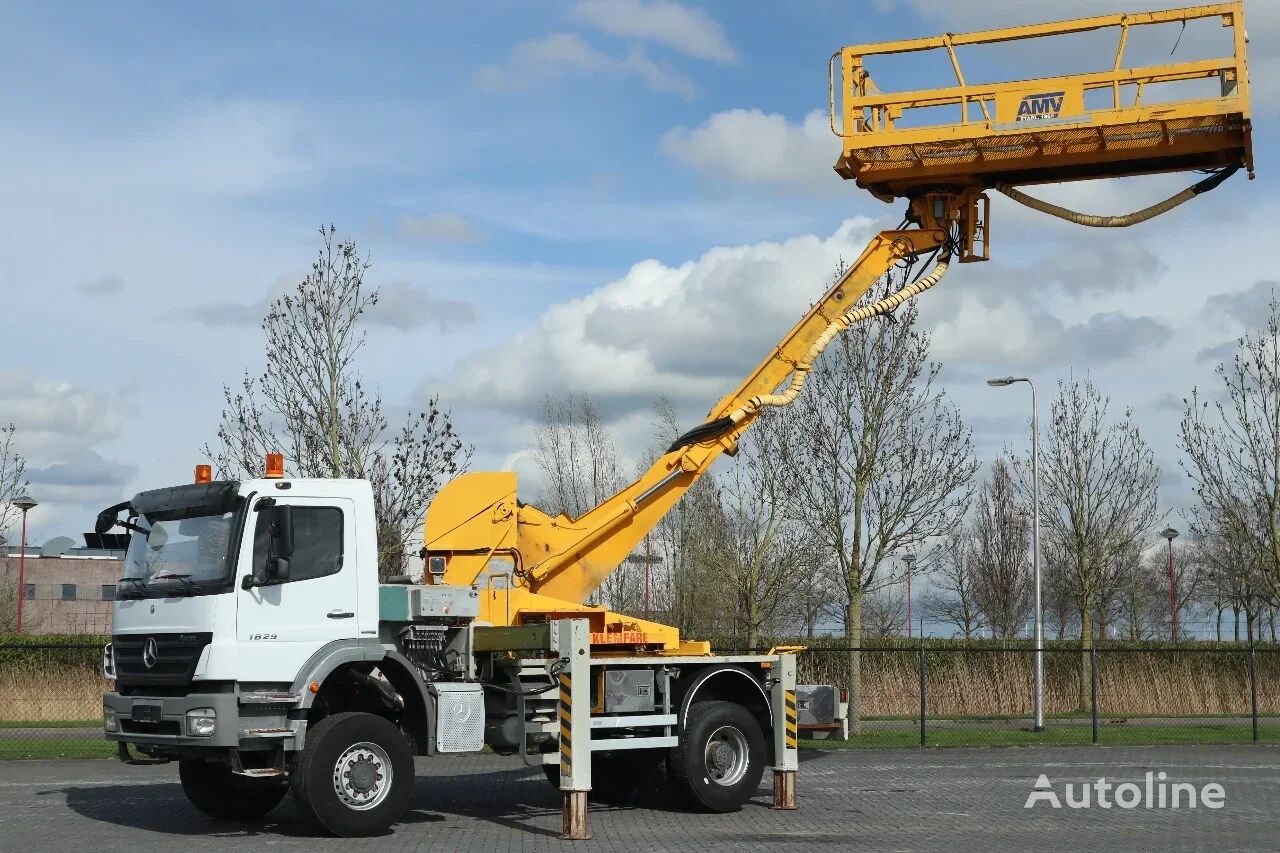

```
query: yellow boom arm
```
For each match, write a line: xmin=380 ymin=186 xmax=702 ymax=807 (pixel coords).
xmin=424 ymin=195 xmax=970 ymax=649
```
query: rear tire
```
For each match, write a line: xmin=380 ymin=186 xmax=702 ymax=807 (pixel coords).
xmin=291 ymin=712 xmax=414 ymax=837
xmin=667 ymin=701 xmax=765 ymax=812
xmin=178 ymin=759 xmax=287 ymax=821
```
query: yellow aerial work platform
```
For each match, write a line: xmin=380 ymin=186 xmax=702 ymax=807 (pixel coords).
xmin=830 ymin=2 xmax=1254 ymax=202
xmin=424 ymin=4 xmax=1255 ymax=658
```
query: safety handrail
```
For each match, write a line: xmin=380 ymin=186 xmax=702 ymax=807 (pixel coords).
xmin=830 ymin=1 xmax=1249 ymax=140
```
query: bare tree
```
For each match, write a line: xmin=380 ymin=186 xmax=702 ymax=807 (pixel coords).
xmin=1189 ymin=501 xmax=1268 ymax=641
xmin=0 ymin=559 xmax=16 ymax=633
xmin=1041 ymin=540 xmax=1078 ymax=640
xmin=787 ymin=557 xmax=835 ymax=640
xmin=204 ymin=226 xmax=471 ymax=579
xmin=776 ymin=275 xmax=978 ymax=732
xmin=639 ymin=398 xmax=730 ymax=637
xmin=533 ymin=394 xmax=623 ymax=519
xmin=0 ymin=426 xmax=29 ymax=630
xmin=533 ymin=392 xmax=638 ymax=611
xmin=1181 ymin=295 xmax=1280 ymax=608
xmin=861 ymin=585 xmax=907 ymax=638
xmin=1109 ymin=540 xmax=1164 ymax=640
xmin=0 ymin=424 xmax=28 ymax=542
xmin=969 ymin=457 xmax=1032 ymax=638
xmin=695 ymin=415 xmax=814 ymax=649
xmin=1012 ymin=376 xmax=1160 ymax=706
xmin=924 ymin=531 xmax=983 ymax=639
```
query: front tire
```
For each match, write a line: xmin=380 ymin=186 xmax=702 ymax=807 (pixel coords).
xmin=291 ymin=712 xmax=415 ymax=837
xmin=178 ymin=759 xmax=287 ymax=821
xmin=667 ymin=701 xmax=766 ymax=812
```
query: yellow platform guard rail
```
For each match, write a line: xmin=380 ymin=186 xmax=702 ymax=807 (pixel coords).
xmin=830 ymin=2 xmax=1254 ymax=201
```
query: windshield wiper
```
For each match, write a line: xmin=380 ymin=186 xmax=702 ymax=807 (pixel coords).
xmin=116 ymin=577 xmax=146 ymax=599
xmin=151 ymin=573 xmax=200 ymax=596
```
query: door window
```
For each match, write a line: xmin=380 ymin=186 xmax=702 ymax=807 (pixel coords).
xmin=251 ymin=505 xmax=344 ymax=583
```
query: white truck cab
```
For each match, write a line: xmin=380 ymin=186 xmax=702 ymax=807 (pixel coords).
xmin=110 ymin=478 xmax=377 ymax=685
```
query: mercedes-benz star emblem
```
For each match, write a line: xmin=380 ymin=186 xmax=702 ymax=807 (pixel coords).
xmin=142 ymin=637 xmax=159 ymax=670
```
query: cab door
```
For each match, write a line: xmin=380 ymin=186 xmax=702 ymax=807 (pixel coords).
xmin=235 ymin=495 xmax=359 ymax=681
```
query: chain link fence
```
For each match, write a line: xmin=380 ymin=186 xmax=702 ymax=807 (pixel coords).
xmin=0 ymin=639 xmax=111 ymax=758
xmin=786 ymin=642 xmax=1280 ymax=748
xmin=1 ymin=638 xmax=1277 ymax=757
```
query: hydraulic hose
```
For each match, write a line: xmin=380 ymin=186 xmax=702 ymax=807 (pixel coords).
xmin=996 ymin=166 xmax=1238 ymax=228
xmin=723 ymin=253 xmax=952 ymax=425
xmin=665 ymin=255 xmax=951 ymax=451
xmin=669 ymin=166 xmax=1238 ymax=450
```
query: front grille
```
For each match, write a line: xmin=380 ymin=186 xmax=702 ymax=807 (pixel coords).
xmin=113 ymin=632 xmax=212 ymax=688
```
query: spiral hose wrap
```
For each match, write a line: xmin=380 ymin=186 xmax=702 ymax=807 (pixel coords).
xmin=668 ymin=167 xmax=1240 ymax=451
xmin=725 ymin=255 xmax=951 ymax=424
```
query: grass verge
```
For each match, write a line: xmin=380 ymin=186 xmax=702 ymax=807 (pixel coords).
xmin=802 ymin=723 xmax=1280 ymax=750
xmin=0 ymin=739 xmax=116 ymax=760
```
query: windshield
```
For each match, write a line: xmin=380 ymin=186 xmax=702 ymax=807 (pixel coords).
xmin=120 ymin=504 xmax=243 ymax=597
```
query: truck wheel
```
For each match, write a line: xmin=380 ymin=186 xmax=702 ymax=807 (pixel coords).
xmin=667 ymin=701 xmax=765 ymax=812
xmin=291 ymin=712 xmax=414 ymax=837
xmin=178 ymin=759 xmax=287 ymax=821
xmin=541 ymin=751 xmax=661 ymax=803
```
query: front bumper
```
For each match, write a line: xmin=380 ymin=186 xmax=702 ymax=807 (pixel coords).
xmin=104 ymin=690 xmax=303 ymax=750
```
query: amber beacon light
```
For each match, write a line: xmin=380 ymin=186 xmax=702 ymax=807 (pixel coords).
xmin=265 ymin=453 xmax=285 ymax=479
xmin=194 ymin=464 xmax=212 ymax=484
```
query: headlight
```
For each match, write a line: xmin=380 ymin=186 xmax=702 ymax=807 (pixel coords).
xmin=102 ymin=643 xmax=115 ymax=679
xmin=103 ymin=705 xmax=118 ymax=733
xmin=185 ymin=708 xmax=216 ymax=737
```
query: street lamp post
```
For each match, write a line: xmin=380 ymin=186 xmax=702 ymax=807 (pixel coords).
xmin=903 ymin=553 xmax=917 ymax=639
xmin=13 ymin=495 xmax=37 ymax=634
xmin=1161 ymin=527 xmax=1180 ymax=641
xmin=988 ymin=376 xmax=1044 ymax=732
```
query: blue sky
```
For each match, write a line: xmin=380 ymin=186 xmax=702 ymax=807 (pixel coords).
xmin=2 ymin=0 xmax=1278 ymax=559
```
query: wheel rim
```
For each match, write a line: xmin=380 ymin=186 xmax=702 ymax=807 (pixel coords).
xmin=332 ymin=741 xmax=393 ymax=811
xmin=703 ymin=725 xmax=749 ymax=787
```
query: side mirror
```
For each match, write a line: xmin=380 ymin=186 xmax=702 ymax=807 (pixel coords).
xmin=266 ymin=504 xmax=294 ymax=580
xmin=94 ymin=510 xmax=117 ymax=535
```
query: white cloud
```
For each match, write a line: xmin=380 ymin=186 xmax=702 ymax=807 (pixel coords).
xmin=74 ymin=273 xmax=125 ymax=296
xmin=396 ymin=213 xmax=486 ymax=244
xmin=569 ymin=0 xmax=737 ymax=64
xmin=926 ymin=300 xmax=1171 ymax=367
xmin=164 ymin=275 xmax=474 ymax=333
xmin=365 ymin=281 xmax=476 ymax=332
xmin=0 ymin=373 xmax=138 ymax=539
xmin=476 ymin=33 xmax=695 ymax=99
xmin=25 ymin=450 xmax=136 ymax=511
xmin=443 ymin=217 xmax=1172 ymax=428
xmin=661 ymin=108 xmax=836 ymax=192
xmin=0 ymin=371 xmax=135 ymax=459
xmin=444 ymin=221 xmax=875 ymax=420
xmin=1204 ymin=280 xmax=1279 ymax=326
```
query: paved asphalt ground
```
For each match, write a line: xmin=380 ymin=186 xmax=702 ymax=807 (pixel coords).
xmin=1 ymin=746 xmax=1277 ymax=852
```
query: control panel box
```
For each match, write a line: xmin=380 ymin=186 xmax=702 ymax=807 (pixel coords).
xmin=378 ymin=584 xmax=480 ymax=622
xmin=603 ymin=668 xmax=655 ymax=714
